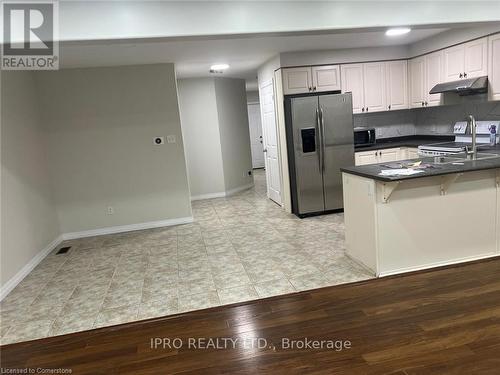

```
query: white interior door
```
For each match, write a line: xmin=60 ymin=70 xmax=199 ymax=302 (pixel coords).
xmin=247 ymin=103 xmax=265 ymax=169
xmin=259 ymin=80 xmax=282 ymax=205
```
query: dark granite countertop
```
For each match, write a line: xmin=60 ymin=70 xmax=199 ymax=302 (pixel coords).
xmin=354 ymin=135 xmax=454 ymax=151
xmin=342 ymin=145 xmax=500 ymax=182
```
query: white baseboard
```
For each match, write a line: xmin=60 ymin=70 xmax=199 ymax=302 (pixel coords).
xmin=191 ymin=192 xmax=226 ymax=201
xmin=61 ymin=216 xmax=194 ymax=240
xmin=378 ymin=252 xmax=499 ymax=277
xmin=0 ymin=216 xmax=194 ymax=301
xmin=190 ymin=183 xmax=254 ymax=201
xmin=0 ymin=235 xmax=63 ymax=301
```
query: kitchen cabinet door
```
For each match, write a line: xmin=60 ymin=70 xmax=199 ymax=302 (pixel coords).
xmin=378 ymin=148 xmax=400 ymax=163
xmin=409 ymin=57 xmax=426 ymax=108
xmin=355 ymin=150 xmax=379 ymax=166
xmin=312 ymin=65 xmax=341 ymax=92
xmin=407 ymin=147 xmax=419 ymax=159
xmin=464 ymin=37 xmax=488 ymax=79
xmin=363 ymin=62 xmax=387 ymax=113
xmin=425 ymin=51 xmax=444 ymax=107
xmin=443 ymin=44 xmax=465 ymax=82
xmin=282 ymin=67 xmax=312 ymax=95
xmin=489 ymin=33 xmax=500 ymax=101
xmin=341 ymin=64 xmax=364 ymax=114
xmin=385 ymin=60 xmax=408 ymax=111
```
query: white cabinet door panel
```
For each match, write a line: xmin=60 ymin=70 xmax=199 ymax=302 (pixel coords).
xmin=378 ymin=148 xmax=400 ymax=163
xmin=341 ymin=64 xmax=364 ymax=114
xmin=409 ymin=57 xmax=426 ymax=108
xmin=312 ymin=65 xmax=341 ymax=92
xmin=385 ymin=60 xmax=408 ymax=111
xmin=489 ymin=33 xmax=500 ymax=101
xmin=425 ymin=51 xmax=443 ymax=107
xmin=444 ymin=44 xmax=465 ymax=82
xmin=282 ymin=67 xmax=312 ymax=95
xmin=355 ymin=151 xmax=379 ymax=166
xmin=363 ymin=62 xmax=386 ymax=113
xmin=407 ymin=148 xmax=419 ymax=159
xmin=465 ymin=37 xmax=488 ymax=79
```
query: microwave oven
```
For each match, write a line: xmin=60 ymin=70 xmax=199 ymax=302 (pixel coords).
xmin=354 ymin=127 xmax=376 ymax=147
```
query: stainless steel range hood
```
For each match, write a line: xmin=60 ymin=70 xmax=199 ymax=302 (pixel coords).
xmin=429 ymin=76 xmax=488 ymax=96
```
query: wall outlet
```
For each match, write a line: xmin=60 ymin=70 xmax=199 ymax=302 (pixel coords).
xmin=166 ymin=135 xmax=176 ymax=144
xmin=107 ymin=206 xmax=114 ymax=215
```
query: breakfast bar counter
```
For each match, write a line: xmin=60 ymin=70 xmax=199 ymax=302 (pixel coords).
xmin=341 ymin=149 xmax=500 ymax=277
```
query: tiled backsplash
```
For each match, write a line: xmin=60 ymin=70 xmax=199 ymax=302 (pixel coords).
xmin=353 ymin=109 xmax=416 ymax=139
xmin=354 ymin=101 xmax=500 ymax=139
xmin=415 ymin=101 xmax=500 ymax=135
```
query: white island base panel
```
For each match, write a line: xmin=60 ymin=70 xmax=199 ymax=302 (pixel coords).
xmin=342 ymin=169 xmax=500 ymax=277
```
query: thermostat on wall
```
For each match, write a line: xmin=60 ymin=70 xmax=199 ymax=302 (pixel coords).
xmin=153 ymin=137 xmax=165 ymax=145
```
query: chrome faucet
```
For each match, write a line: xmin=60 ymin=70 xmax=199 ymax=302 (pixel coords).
xmin=465 ymin=115 xmax=477 ymax=160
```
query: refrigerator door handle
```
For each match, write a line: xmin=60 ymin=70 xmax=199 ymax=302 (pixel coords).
xmin=319 ymin=106 xmax=326 ymax=172
xmin=315 ymin=108 xmax=322 ymax=172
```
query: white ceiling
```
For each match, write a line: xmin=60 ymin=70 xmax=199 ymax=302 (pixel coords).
xmin=60 ymin=28 xmax=447 ymax=83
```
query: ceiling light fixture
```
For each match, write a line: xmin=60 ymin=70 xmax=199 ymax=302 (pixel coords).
xmin=385 ymin=27 xmax=411 ymax=36
xmin=210 ymin=63 xmax=229 ymax=73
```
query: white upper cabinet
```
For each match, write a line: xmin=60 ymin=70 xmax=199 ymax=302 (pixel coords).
xmin=444 ymin=37 xmax=488 ymax=82
xmin=282 ymin=65 xmax=340 ymax=95
xmin=409 ymin=56 xmax=426 ymax=108
xmin=385 ymin=60 xmax=408 ymax=111
xmin=363 ymin=62 xmax=387 ymax=113
xmin=282 ymin=67 xmax=312 ymax=95
xmin=489 ymin=33 xmax=500 ymax=101
xmin=341 ymin=64 xmax=364 ymax=113
xmin=311 ymin=65 xmax=341 ymax=92
xmin=425 ymin=51 xmax=444 ymax=107
xmin=342 ymin=61 xmax=406 ymax=113
xmin=443 ymin=45 xmax=465 ymax=82
xmin=464 ymin=38 xmax=488 ymax=79
xmin=409 ymin=52 xmax=443 ymax=108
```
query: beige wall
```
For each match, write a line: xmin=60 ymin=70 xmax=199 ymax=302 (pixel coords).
xmin=214 ymin=78 xmax=254 ymax=192
xmin=177 ymin=78 xmax=226 ymax=198
xmin=36 ymin=64 xmax=192 ymax=234
xmin=178 ymin=77 xmax=253 ymax=198
xmin=1 ymin=71 xmax=60 ymax=288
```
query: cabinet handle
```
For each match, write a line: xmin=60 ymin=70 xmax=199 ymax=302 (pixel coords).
xmin=308 ymin=87 xmax=312 ymax=91
xmin=388 ymin=104 xmax=391 ymax=110
xmin=425 ymin=101 xmax=428 ymax=106
xmin=362 ymin=107 xmax=365 ymax=112
xmin=464 ymin=72 xmax=467 ymax=78
xmin=366 ymin=107 xmax=369 ymax=112
xmin=313 ymin=86 xmax=317 ymax=91
xmin=459 ymin=73 xmax=463 ymax=78
xmin=421 ymin=101 xmax=425 ymax=107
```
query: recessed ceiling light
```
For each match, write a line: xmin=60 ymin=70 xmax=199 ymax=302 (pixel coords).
xmin=210 ymin=64 xmax=229 ymax=71
xmin=386 ymin=27 xmax=411 ymax=36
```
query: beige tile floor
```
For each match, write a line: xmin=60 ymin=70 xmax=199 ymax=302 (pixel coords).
xmin=0 ymin=169 xmax=374 ymax=345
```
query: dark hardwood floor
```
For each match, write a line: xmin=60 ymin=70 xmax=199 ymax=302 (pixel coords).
xmin=2 ymin=258 xmax=500 ymax=374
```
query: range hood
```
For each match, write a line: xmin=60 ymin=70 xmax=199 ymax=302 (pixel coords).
xmin=429 ymin=76 xmax=488 ymax=96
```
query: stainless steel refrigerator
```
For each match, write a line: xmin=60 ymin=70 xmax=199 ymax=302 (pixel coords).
xmin=285 ymin=92 xmax=354 ymax=217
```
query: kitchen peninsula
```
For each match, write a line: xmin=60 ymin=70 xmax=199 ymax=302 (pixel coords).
xmin=341 ymin=146 xmax=500 ymax=277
